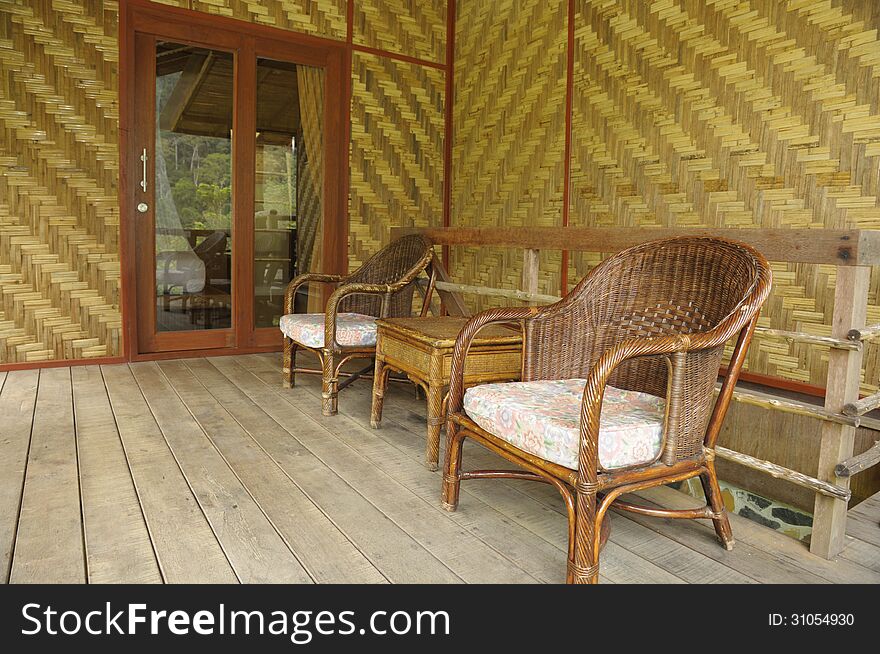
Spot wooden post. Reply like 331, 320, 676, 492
522, 248, 540, 306
810, 265, 869, 558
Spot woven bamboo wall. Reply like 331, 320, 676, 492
450, 0, 569, 310
567, 0, 880, 393
0, 0, 121, 362
174, 0, 348, 39
353, 0, 446, 63
348, 51, 445, 269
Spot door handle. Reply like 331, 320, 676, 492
140, 148, 148, 192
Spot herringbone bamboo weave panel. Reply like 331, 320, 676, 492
149, 0, 191, 8
187, 0, 347, 39
451, 0, 568, 311
348, 51, 445, 270
567, 0, 880, 392
352, 0, 447, 63
0, 0, 121, 362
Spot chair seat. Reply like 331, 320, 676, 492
463, 379, 666, 470
280, 313, 377, 348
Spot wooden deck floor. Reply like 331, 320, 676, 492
1, 353, 878, 584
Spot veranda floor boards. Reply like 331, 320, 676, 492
0, 354, 878, 584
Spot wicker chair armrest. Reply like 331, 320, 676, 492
574, 334, 692, 489
578, 313, 758, 470
446, 306, 539, 417
321, 281, 410, 350
284, 273, 346, 313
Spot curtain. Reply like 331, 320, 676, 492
296, 65, 324, 312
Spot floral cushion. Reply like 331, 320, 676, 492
279, 313, 377, 348
463, 379, 666, 470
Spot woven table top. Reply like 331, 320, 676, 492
376, 317, 522, 349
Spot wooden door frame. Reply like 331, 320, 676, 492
119, 0, 349, 360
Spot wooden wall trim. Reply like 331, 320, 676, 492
393, 226, 880, 266
442, 0, 456, 272
0, 357, 126, 373
560, 0, 575, 293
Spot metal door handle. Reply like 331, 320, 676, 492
140, 148, 148, 192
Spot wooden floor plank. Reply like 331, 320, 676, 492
839, 537, 880, 573
3, 354, 875, 585
253, 355, 695, 582
73, 366, 162, 584
101, 364, 237, 584
185, 360, 464, 584
330, 395, 696, 584
842, 515, 880, 547
637, 486, 880, 584
253, 353, 856, 586
841, 493, 880, 565
613, 493, 831, 584
0, 370, 38, 582
131, 362, 312, 584
10, 368, 85, 583
159, 359, 385, 584
208, 356, 540, 583
235, 354, 688, 583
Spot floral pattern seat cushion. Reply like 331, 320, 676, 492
463, 378, 666, 470
279, 313, 378, 349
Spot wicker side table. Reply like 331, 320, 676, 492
371, 317, 522, 470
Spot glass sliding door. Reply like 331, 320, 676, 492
155, 42, 234, 333
129, 7, 345, 356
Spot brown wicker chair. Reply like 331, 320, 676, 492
281, 234, 436, 416
442, 237, 772, 584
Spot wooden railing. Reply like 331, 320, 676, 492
393, 225, 880, 559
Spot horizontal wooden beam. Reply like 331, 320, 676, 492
847, 322, 880, 342
397, 227, 880, 265
715, 446, 851, 502
434, 280, 561, 304
754, 328, 860, 351
842, 390, 880, 417
727, 386, 858, 427
835, 440, 880, 478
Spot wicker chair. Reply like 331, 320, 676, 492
281, 234, 436, 416
442, 237, 772, 584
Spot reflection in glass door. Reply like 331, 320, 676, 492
154, 42, 234, 332
253, 58, 324, 327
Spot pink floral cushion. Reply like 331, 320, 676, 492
463, 379, 666, 470
279, 313, 377, 348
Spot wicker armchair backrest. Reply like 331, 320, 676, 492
338, 234, 434, 317
523, 237, 771, 464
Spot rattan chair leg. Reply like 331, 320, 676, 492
701, 462, 735, 550
572, 490, 599, 584
322, 349, 338, 416
370, 357, 388, 429
282, 337, 294, 389
441, 427, 465, 511
562, 486, 577, 584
